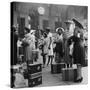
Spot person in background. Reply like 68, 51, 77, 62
17, 37, 24, 64
68, 18, 85, 82
83, 27, 88, 65
29, 29, 37, 62
11, 26, 18, 66
54, 27, 64, 63
45, 27, 54, 66
22, 28, 36, 64
41, 32, 48, 68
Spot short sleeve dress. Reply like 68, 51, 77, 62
47, 32, 53, 56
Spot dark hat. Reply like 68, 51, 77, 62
45, 27, 51, 32
72, 18, 84, 29
43, 32, 47, 37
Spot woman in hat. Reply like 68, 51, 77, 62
54, 27, 64, 63
67, 19, 85, 82
22, 28, 36, 64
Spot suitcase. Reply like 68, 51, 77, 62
51, 62, 65, 74
28, 62, 42, 74
62, 64, 82, 81
28, 62, 42, 87
28, 76, 42, 87
28, 72, 42, 87
62, 67, 77, 81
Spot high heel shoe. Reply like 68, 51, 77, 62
74, 77, 83, 83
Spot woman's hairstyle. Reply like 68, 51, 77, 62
45, 27, 50, 32
43, 32, 47, 38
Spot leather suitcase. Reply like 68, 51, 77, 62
28, 62, 42, 87
62, 67, 77, 81
28, 76, 42, 87
28, 72, 42, 79
51, 63, 65, 74
28, 62, 42, 74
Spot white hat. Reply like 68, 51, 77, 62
56, 27, 64, 32
30, 29, 36, 34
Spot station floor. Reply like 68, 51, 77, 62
37, 65, 88, 87
36, 51, 88, 87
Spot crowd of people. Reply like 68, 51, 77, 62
11, 18, 88, 83
38, 19, 87, 68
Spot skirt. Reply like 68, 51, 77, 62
73, 44, 85, 65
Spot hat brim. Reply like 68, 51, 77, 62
64, 20, 74, 24
56, 27, 64, 32
24, 27, 30, 32
30, 30, 36, 34
72, 18, 84, 29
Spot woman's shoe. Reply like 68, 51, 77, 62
74, 77, 83, 83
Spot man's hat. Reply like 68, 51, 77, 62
72, 18, 84, 29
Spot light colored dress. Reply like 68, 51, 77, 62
43, 37, 49, 55
47, 32, 53, 56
